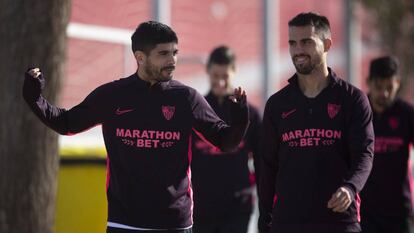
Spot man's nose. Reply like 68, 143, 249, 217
168, 54, 177, 65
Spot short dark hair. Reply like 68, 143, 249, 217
369, 56, 399, 80
131, 21, 178, 55
206, 45, 236, 70
288, 12, 331, 39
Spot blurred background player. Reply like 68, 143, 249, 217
191, 45, 261, 233
360, 56, 414, 233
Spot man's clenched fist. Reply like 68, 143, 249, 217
27, 68, 41, 79
327, 186, 353, 213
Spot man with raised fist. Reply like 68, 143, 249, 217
23, 21, 249, 233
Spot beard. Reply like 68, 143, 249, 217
374, 97, 392, 109
144, 62, 175, 83
292, 54, 316, 75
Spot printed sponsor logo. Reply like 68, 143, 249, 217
115, 108, 134, 115
281, 109, 297, 119
281, 128, 342, 147
375, 136, 404, 153
327, 103, 341, 119
162, 106, 175, 120
116, 128, 180, 149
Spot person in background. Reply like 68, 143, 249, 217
360, 55, 414, 233
191, 45, 261, 233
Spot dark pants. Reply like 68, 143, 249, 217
361, 214, 413, 233
107, 227, 193, 233
193, 214, 250, 233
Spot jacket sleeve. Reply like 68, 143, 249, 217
407, 102, 414, 216
258, 100, 279, 233
342, 90, 374, 196
408, 102, 414, 144
189, 88, 249, 152
23, 71, 107, 135
246, 105, 262, 184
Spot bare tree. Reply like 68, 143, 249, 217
361, 0, 414, 98
0, 0, 71, 232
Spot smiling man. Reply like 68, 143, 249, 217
23, 21, 249, 233
258, 12, 374, 233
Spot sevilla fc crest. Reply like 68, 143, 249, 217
389, 117, 399, 130
162, 106, 175, 120
327, 103, 341, 119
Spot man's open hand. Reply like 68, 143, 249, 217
229, 86, 246, 104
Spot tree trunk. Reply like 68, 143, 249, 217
361, 0, 414, 96
0, 0, 71, 232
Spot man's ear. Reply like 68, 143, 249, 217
394, 76, 401, 89
323, 38, 332, 52
134, 51, 146, 65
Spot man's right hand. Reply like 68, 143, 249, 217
23, 67, 45, 99
27, 68, 42, 79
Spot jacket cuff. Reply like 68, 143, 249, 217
341, 183, 356, 201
